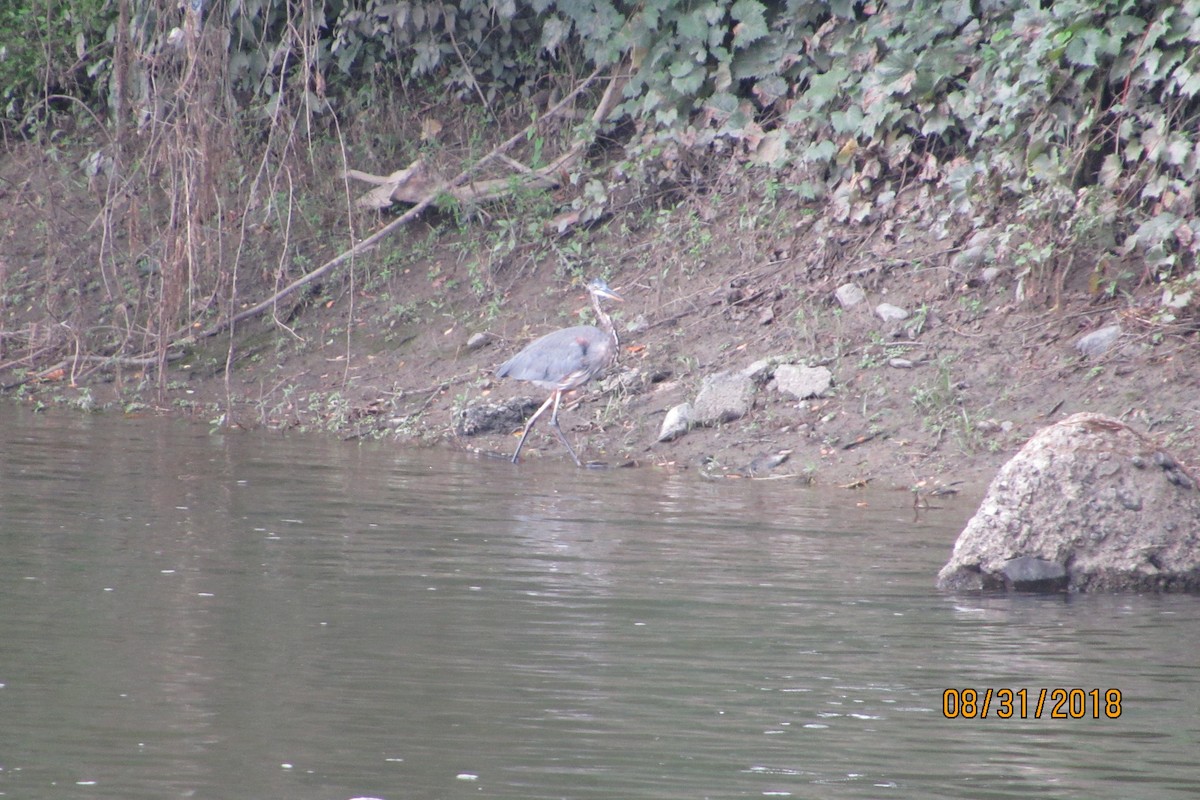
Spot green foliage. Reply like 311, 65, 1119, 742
0, 0, 114, 121
7, 0, 1200, 318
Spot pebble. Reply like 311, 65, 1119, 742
875, 302, 909, 322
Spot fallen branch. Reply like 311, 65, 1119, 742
345, 159, 442, 210
347, 62, 628, 210
0, 351, 178, 391
191, 63, 623, 343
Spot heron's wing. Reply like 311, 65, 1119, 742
497, 326, 610, 389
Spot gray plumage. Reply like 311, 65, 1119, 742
497, 278, 622, 465
497, 325, 616, 391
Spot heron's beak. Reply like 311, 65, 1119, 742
596, 287, 623, 302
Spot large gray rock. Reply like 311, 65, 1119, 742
937, 412, 1200, 592
692, 371, 755, 425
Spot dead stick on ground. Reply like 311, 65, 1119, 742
1, 349, 183, 390
190, 65, 615, 343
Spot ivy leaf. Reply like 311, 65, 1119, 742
706, 91, 739, 115
540, 16, 570, 54
1064, 27, 1102, 68
669, 59, 697, 79
922, 109, 953, 136
827, 0, 857, 18
830, 104, 864, 134
802, 139, 839, 164
669, 60, 705, 95
1098, 152, 1122, 188
1172, 63, 1200, 97
675, 9, 709, 43
730, 0, 768, 48
753, 75, 788, 105
939, 0, 974, 27
1166, 135, 1190, 165
752, 129, 790, 165
1108, 14, 1146, 39
793, 65, 849, 114
732, 37, 785, 80
493, 0, 516, 20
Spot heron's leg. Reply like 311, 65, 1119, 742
511, 392, 556, 463
547, 390, 583, 467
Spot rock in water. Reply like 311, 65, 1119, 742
937, 412, 1200, 592
740, 449, 791, 477
1000, 556, 1068, 592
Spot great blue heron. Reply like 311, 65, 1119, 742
496, 277, 623, 465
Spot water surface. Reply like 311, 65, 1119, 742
0, 408, 1196, 799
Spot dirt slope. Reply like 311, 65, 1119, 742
2, 143, 1196, 493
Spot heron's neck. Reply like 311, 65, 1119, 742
592, 293, 619, 350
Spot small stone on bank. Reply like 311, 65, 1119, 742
1074, 324, 1121, 358
743, 355, 790, 383
692, 371, 755, 425
875, 302, 909, 322
835, 282, 866, 309
658, 402, 693, 442
773, 364, 833, 400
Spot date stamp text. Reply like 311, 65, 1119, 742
942, 688, 1122, 719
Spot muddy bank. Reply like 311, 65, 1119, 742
2, 131, 1196, 493
7, 213, 1194, 498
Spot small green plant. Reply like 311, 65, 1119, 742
482, 294, 505, 322
908, 304, 930, 336
910, 357, 981, 452
958, 295, 986, 319
72, 387, 96, 412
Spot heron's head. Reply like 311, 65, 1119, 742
586, 277, 623, 303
